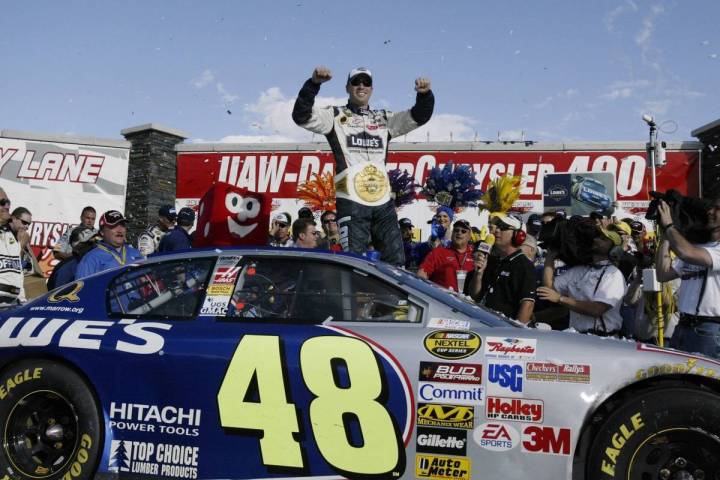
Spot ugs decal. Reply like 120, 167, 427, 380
424, 330, 481, 360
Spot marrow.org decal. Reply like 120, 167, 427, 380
108, 440, 199, 479
423, 330, 481, 360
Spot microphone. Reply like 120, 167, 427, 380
484, 233, 496, 246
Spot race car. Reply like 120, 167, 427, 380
572, 176, 612, 211
0, 247, 719, 480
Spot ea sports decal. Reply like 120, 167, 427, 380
424, 331, 481, 360
418, 362, 482, 384
473, 421, 520, 451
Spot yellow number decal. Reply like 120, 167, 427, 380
300, 336, 400, 474
217, 335, 302, 467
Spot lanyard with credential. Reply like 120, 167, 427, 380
95, 242, 127, 266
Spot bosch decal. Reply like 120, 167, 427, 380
416, 403, 475, 429
486, 397, 544, 423
418, 362, 482, 384
423, 330, 481, 360
415, 427, 467, 456
108, 440, 199, 479
473, 422, 520, 452
418, 381, 484, 406
484, 337, 537, 359
109, 403, 202, 437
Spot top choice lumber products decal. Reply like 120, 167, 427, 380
424, 331, 481, 360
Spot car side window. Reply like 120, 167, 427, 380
223, 257, 421, 323
107, 257, 215, 318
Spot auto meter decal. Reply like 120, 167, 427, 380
424, 330, 481, 360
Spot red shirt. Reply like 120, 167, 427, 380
419, 244, 475, 291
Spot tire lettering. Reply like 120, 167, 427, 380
600, 413, 644, 477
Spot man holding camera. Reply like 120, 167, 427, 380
537, 229, 626, 336
656, 198, 720, 358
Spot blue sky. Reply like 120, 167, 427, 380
2, 0, 718, 144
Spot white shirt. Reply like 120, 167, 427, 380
673, 241, 720, 316
554, 261, 626, 333
0, 227, 25, 302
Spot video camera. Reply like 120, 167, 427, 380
537, 216, 599, 266
646, 190, 712, 243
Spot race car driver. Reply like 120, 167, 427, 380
292, 66, 434, 266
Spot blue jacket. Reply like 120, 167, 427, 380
158, 227, 193, 253
75, 242, 143, 279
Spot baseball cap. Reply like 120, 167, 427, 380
398, 218, 414, 229
610, 221, 632, 236
69, 226, 97, 248
491, 212, 522, 230
298, 207, 314, 220
600, 229, 623, 247
454, 219, 471, 230
159, 204, 177, 220
347, 67, 372, 83
526, 213, 542, 236
99, 210, 127, 229
177, 207, 196, 223
273, 212, 291, 226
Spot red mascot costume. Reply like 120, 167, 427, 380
193, 183, 270, 247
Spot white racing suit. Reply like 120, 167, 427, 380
0, 225, 24, 304
292, 79, 434, 265
137, 224, 167, 257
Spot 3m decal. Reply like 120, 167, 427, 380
600, 413, 644, 477
424, 330, 481, 360
419, 362, 481, 384
109, 402, 201, 437
484, 337, 536, 359
486, 397, 543, 423
417, 403, 474, 429
0, 367, 42, 400
217, 334, 403, 476
415, 454, 470, 480
416, 427, 467, 455
108, 440, 198, 479
418, 382, 484, 406
473, 422, 519, 451
487, 361, 524, 396
521, 425, 571, 456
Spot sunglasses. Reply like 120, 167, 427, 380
0, 199, 10, 207
453, 227, 470, 234
277, 222, 289, 228
18, 219, 31, 226
323, 219, 337, 224
349, 77, 372, 87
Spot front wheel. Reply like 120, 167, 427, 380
0, 359, 102, 480
586, 387, 720, 480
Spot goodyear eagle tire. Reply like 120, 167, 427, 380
586, 387, 720, 480
0, 359, 102, 480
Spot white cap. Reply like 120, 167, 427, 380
347, 67, 372, 82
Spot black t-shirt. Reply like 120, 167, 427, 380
465, 250, 537, 318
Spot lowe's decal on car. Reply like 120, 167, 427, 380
108, 440, 199, 478
418, 361, 482, 384
0, 317, 171, 354
423, 330, 481, 360
416, 403, 475, 429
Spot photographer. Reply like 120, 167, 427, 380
656, 198, 720, 358
537, 229, 626, 336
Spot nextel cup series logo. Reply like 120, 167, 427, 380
424, 331, 481, 360
418, 362, 482, 384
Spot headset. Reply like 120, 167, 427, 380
511, 228, 527, 247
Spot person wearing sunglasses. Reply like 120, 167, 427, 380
418, 220, 475, 292
269, 212, 294, 247
292, 66, 434, 266
0, 192, 25, 305
317, 210, 342, 251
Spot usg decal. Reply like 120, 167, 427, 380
484, 336, 536, 359
424, 330, 481, 360
418, 381, 484, 406
416, 427, 467, 455
487, 361, 524, 396
473, 421, 520, 452
416, 403, 474, 429
108, 440, 199, 479
418, 361, 481, 384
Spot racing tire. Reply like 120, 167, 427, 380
586, 386, 720, 480
0, 359, 102, 480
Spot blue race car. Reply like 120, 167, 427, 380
1, 247, 719, 480
572, 176, 612, 211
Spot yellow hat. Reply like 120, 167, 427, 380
601, 229, 622, 246
610, 221, 632, 236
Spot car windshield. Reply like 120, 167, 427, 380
372, 261, 519, 328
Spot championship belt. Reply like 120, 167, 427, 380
335, 163, 391, 206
